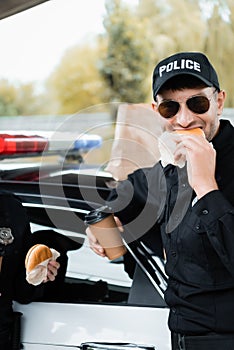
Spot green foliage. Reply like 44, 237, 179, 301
0, 79, 47, 116
0, 80, 18, 116
99, 0, 151, 103
46, 41, 109, 114
1, 0, 234, 114
202, 0, 234, 106
98, 0, 234, 105
134, 0, 234, 105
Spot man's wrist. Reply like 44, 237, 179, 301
194, 183, 219, 199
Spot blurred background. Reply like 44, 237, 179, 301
0, 0, 233, 118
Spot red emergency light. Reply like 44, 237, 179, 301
0, 134, 49, 154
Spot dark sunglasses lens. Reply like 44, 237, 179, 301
187, 96, 210, 114
158, 101, 180, 118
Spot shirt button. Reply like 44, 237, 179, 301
171, 250, 177, 257
196, 225, 200, 230
202, 209, 209, 215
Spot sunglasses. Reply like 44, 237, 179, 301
157, 91, 216, 119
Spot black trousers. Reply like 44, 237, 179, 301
172, 332, 234, 350
0, 324, 12, 350
0, 303, 13, 350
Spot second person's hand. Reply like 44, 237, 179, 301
86, 216, 124, 257
86, 227, 106, 257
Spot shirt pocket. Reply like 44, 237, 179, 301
179, 217, 215, 286
182, 217, 231, 286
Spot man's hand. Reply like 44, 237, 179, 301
44, 260, 60, 282
86, 227, 106, 257
174, 134, 218, 198
86, 216, 124, 257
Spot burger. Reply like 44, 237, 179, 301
174, 127, 205, 137
25, 244, 60, 286
25, 244, 53, 273
158, 128, 205, 167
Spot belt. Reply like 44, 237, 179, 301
172, 332, 234, 350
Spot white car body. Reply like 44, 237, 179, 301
14, 302, 170, 350
12, 227, 171, 350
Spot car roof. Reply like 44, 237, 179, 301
0, 0, 49, 20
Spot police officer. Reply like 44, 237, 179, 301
87, 52, 234, 349
0, 191, 59, 349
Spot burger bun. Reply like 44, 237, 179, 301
174, 127, 205, 137
158, 128, 205, 168
25, 244, 53, 273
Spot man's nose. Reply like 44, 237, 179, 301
175, 104, 194, 127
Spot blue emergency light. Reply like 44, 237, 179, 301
73, 135, 102, 151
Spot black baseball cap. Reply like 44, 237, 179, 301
152, 52, 220, 100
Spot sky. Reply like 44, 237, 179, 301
0, 0, 107, 84
0, 0, 229, 87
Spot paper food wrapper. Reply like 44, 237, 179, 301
26, 248, 60, 286
158, 131, 186, 168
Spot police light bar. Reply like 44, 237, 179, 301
0, 134, 49, 155
73, 134, 102, 151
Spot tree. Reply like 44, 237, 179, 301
15, 83, 49, 115
46, 41, 108, 115
203, 0, 234, 106
43, 0, 234, 109
135, 0, 234, 106
0, 79, 48, 116
137, 0, 206, 58
0, 80, 18, 116
99, 0, 152, 103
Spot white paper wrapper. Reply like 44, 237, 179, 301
26, 248, 60, 286
158, 131, 186, 168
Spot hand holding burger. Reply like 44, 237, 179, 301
25, 244, 60, 286
159, 127, 218, 198
158, 127, 205, 168
174, 128, 218, 198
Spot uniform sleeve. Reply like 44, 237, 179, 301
106, 165, 166, 256
107, 165, 166, 222
193, 190, 234, 276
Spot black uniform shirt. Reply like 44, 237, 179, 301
107, 119, 234, 335
0, 192, 44, 307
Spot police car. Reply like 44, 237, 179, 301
0, 123, 170, 350
1, 2, 234, 350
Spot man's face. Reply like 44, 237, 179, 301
153, 86, 226, 141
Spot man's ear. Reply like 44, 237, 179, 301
217, 90, 226, 116
151, 101, 158, 111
